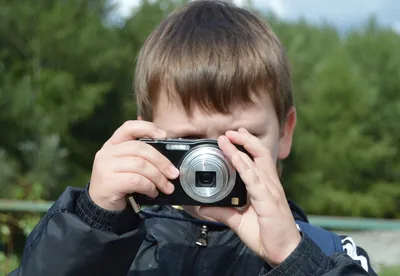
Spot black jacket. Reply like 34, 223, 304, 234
9, 186, 377, 276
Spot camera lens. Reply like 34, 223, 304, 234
195, 171, 216, 187
179, 144, 237, 203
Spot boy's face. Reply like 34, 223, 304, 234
145, 91, 296, 221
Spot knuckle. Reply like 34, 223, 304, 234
128, 173, 141, 186
94, 152, 101, 163
122, 120, 135, 128
237, 151, 245, 160
133, 158, 147, 170
157, 174, 168, 187
269, 183, 283, 199
101, 141, 111, 149
161, 158, 173, 171
93, 151, 107, 169
135, 140, 146, 148
94, 149, 104, 160
272, 195, 281, 206
254, 167, 263, 176
150, 185, 158, 197
131, 140, 144, 152
276, 185, 286, 197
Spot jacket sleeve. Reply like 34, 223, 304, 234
259, 233, 377, 276
8, 186, 146, 276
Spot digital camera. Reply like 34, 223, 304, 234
132, 138, 248, 207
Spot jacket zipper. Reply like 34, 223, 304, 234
196, 225, 208, 247
190, 225, 208, 276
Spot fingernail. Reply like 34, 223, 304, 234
167, 182, 175, 193
169, 166, 180, 178
226, 130, 237, 137
238, 127, 246, 133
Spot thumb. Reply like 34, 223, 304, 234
199, 207, 243, 232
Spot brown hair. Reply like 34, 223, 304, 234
134, 0, 293, 126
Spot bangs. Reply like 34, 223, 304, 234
135, 0, 291, 122
148, 39, 280, 116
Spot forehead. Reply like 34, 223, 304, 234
152, 91, 278, 136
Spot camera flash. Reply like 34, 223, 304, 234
231, 197, 239, 206
166, 144, 190, 151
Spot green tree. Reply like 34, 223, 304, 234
1, 1, 399, 273
0, 0, 134, 272
270, 17, 400, 218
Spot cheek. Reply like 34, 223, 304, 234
259, 136, 279, 162
271, 146, 279, 162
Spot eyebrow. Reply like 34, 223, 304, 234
241, 124, 267, 133
166, 126, 200, 138
232, 121, 267, 132
166, 122, 266, 138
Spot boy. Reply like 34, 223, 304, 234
9, 1, 376, 275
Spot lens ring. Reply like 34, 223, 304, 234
179, 145, 236, 203
186, 157, 224, 197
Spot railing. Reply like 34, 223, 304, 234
1, 199, 400, 231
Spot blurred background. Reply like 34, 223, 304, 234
0, 0, 399, 274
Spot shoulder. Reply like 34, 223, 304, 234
339, 234, 375, 273
288, 199, 375, 274
297, 221, 375, 274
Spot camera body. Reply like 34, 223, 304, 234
134, 138, 248, 207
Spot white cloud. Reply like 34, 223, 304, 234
256, 0, 288, 17
263, 0, 400, 30
392, 21, 400, 34
112, 0, 140, 18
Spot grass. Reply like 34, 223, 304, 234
380, 266, 400, 276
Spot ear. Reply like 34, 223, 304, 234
278, 107, 297, 160
137, 115, 143, 121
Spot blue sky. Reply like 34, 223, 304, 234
114, 0, 400, 33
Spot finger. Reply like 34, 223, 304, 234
227, 130, 285, 201
109, 140, 180, 180
219, 136, 277, 217
219, 135, 272, 201
118, 173, 159, 198
226, 128, 266, 158
218, 135, 249, 161
218, 135, 255, 171
112, 157, 174, 194
225, 129, 280, 184
218, 136, 271, 199
231, 152, 273, 203
106, 121, 166, 145
230, 153, 279, 218
199, 207, 243, 232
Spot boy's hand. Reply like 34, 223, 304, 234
89, 121, 180, 211
199, 128, 301, 267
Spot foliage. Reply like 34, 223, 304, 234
0, 252, 19, 275
0, 0, 399, 269
269, 17, 400, 218
380, 266, 400, 276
